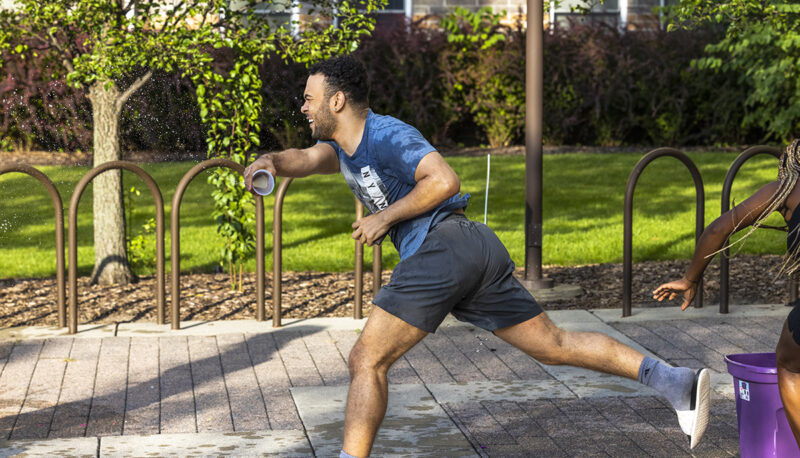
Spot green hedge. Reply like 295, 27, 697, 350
0, 22, 763, 153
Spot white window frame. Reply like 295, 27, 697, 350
375, 0, 411, 19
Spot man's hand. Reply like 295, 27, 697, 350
243, 155, 277, 195
352, 212, 390, 246
652, 278, 698, 311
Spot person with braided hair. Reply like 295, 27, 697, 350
654, 139, 800, 444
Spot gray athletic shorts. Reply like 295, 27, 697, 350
373, 213, 543, 333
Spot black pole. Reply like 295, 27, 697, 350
524, 0, 552, 289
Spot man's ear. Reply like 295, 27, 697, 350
331, 91, 345, 112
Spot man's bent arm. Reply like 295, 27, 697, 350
244, 143, 338, 191
352, 151, 460, 245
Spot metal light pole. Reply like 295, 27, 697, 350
524, 0, 553, 289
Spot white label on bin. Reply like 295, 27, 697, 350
739, 380, 750, 401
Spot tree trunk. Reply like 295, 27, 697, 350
88, 81, 134, 285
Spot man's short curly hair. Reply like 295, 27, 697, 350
308, 55, 369, 110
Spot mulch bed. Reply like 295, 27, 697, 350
0, 255, 792, 328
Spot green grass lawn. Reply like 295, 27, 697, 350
0, 152, 787, 279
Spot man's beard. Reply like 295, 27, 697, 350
311, 105, 336, 141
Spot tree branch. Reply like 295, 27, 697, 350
160, 1, 186, 32
198, 1, 215, 29
121, 0, 138, 15
7, 21, 76, 74
116, 70, 152, 114
47, 31, 75, 74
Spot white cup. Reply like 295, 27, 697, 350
252, 169, 275, 196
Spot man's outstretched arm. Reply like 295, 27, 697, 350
243, 143, 339, 191
351, 151, 460, 245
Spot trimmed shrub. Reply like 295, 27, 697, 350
258, 56, 310, 150
541, 23, 760, 146
0, 44, 91, 152
0, 22, 768, 152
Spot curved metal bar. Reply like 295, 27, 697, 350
68, 161, 165, 334
373, 244, 382, 297
170, 158, 264, 330
353, 201, 385, 316
624, 148, 705, 317
170, 158, 264, 328
272, 177, 293, 328
270, 180, 374, 324
719, 146, 785, 314
0, 164, 66, 328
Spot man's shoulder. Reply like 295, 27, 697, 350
369, 111, 413, 133
368, 112, 424, 147
317, 140, 342, 157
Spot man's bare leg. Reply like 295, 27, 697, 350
776, 320, 800, 444
494, 311, 710, 448
493, 312, 644, 378
342, 307, 428, 458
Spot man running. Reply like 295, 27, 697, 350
244, 55, 711, 457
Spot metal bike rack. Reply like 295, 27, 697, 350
170, 158, 266, 330
7, 160, 385, 330
719, 145, 798, 313
0, 164, 66, 328
354, 199, 383, 320
271, 183, 382, 325
623, 148, 705, 317
271, 177, 292, 327
68, 161, 165, 334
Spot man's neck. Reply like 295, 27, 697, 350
333, 110, 369, 156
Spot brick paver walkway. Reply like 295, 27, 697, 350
0, 308, 790, 456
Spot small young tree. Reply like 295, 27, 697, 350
0, 0, 382, 285
193, 1, 383, 290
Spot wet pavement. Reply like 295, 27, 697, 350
0, 303, 791, 457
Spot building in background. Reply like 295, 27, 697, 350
398, 0, 677, 30
0, 0, 677, 37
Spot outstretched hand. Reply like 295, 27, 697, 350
243, 155, 277, 195
652, 278, 697, 311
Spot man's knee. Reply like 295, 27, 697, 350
495, 315, 570, 365
533, 326, 568, 366
348, 342, 391, 378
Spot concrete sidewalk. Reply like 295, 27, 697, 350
0, 303, 791, 457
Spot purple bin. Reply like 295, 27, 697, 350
725, 353, 800, 458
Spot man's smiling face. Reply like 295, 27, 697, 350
301, 74, 337, 141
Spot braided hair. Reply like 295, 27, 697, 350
719, 139, 800, 277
